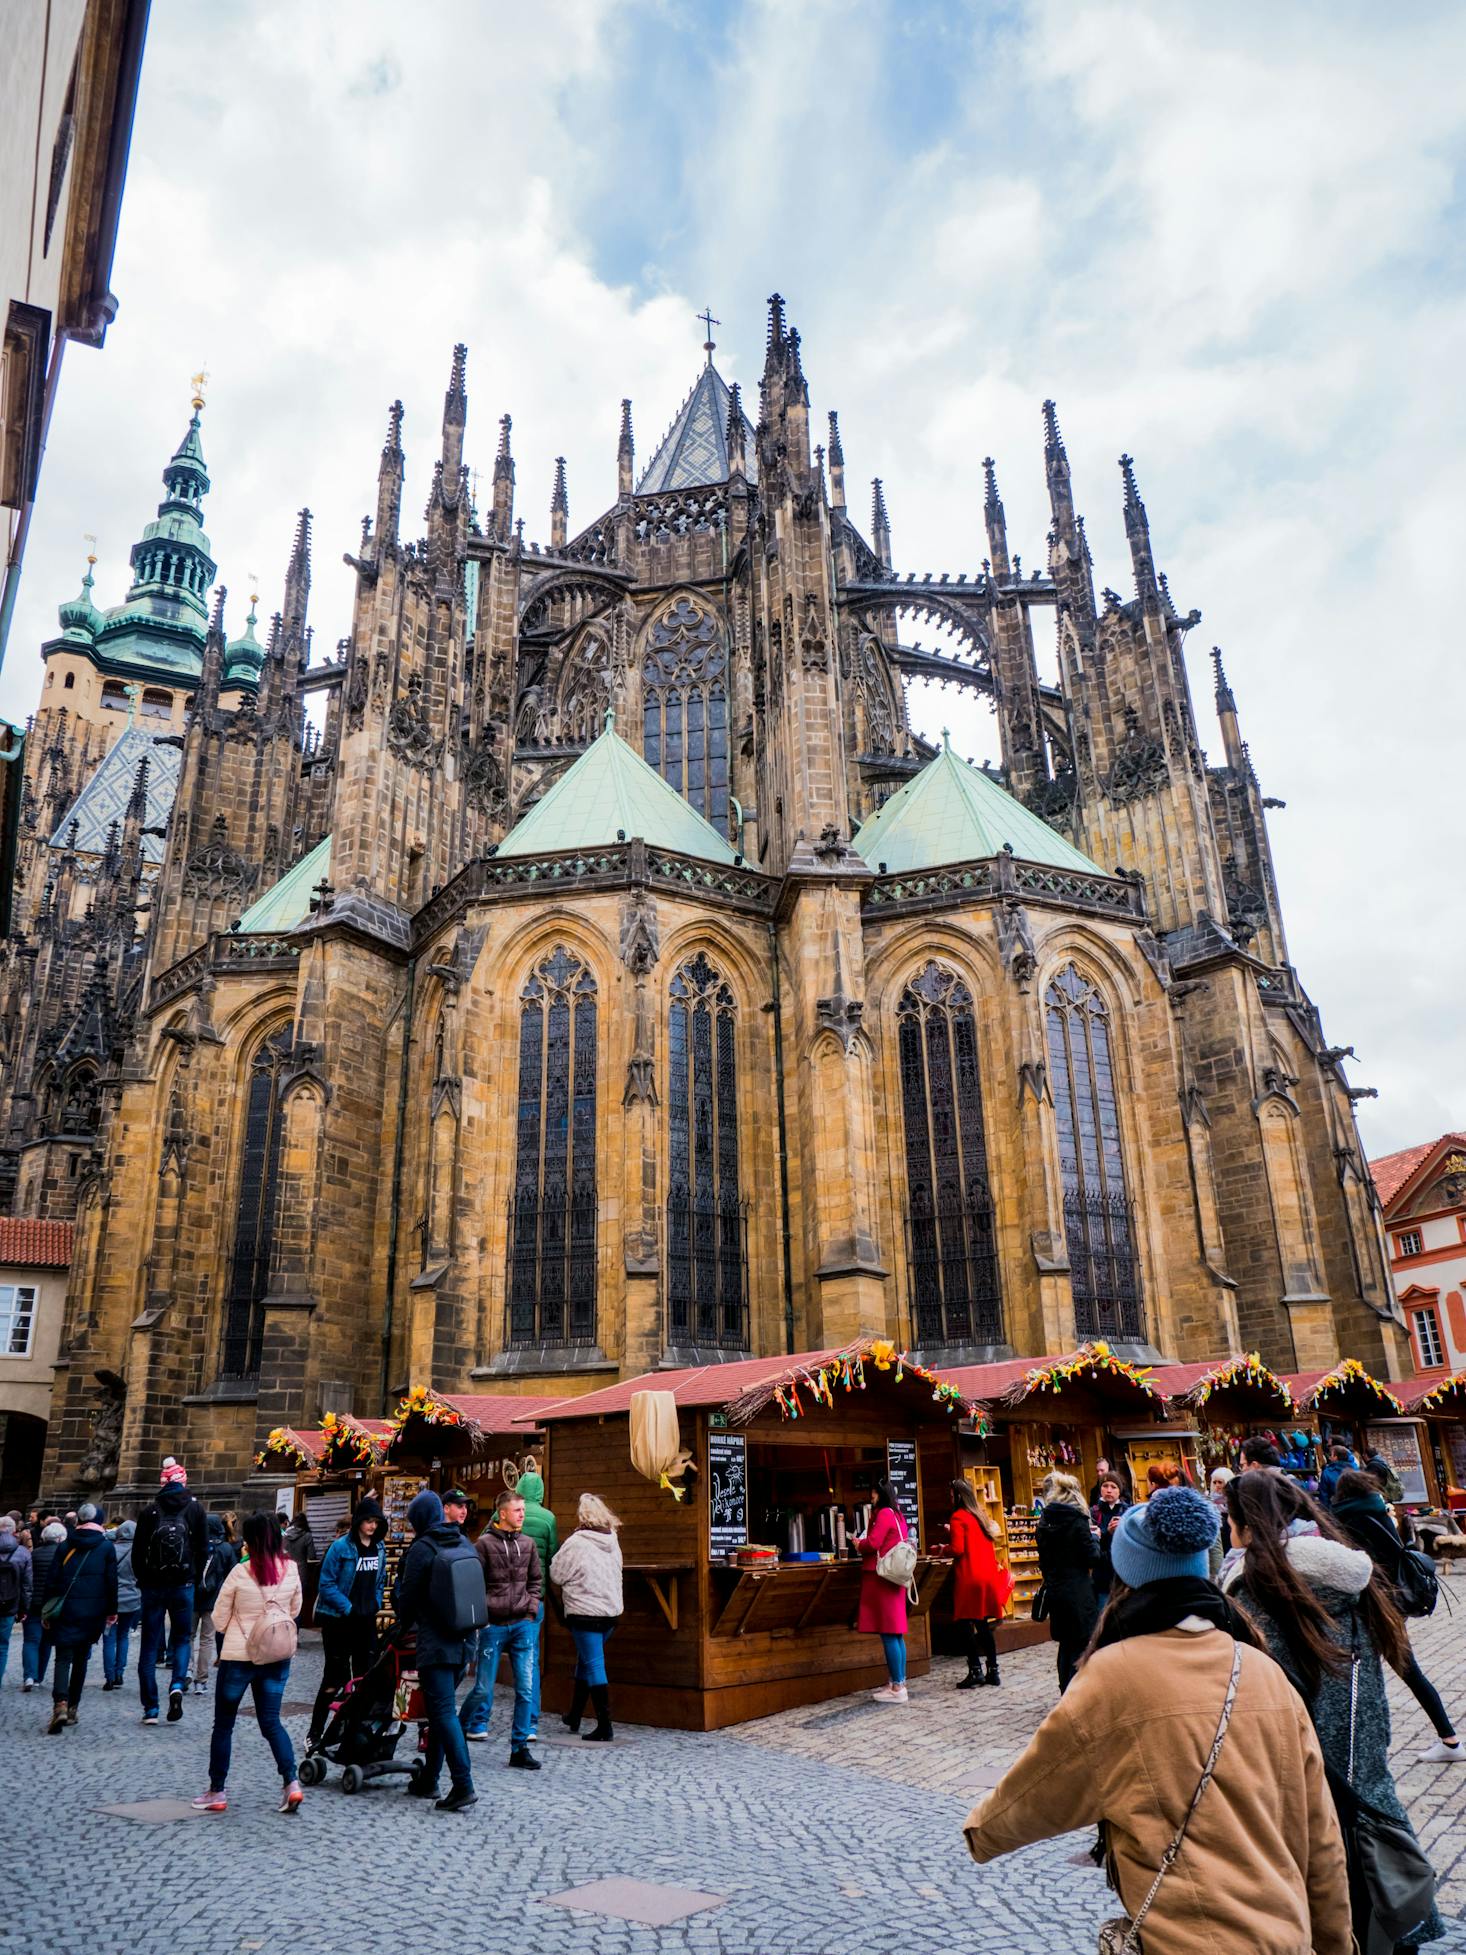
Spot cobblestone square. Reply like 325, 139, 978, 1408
3, 1607, 1463, 1955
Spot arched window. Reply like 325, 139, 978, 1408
897, 962, 1001, 1348
1045, 964, 1142, 1340
642, 597, 729, 833
507, 947, 598, 1347
63, 671, 75, 689
100, 680, 129, 712
140, 687, 172, 719
666, 953, 747, 1350
558, 634, 609, 747
221, 1023, 293, 1378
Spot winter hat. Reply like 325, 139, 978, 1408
1110, 1486, 1219, 1589
160, 1456, 187, 1487
407, 1489, 443, 1535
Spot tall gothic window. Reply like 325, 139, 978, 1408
1045, 964, 1143, 1340
507, 947, 598, 1346
643, 597, 729, 833
666, 953, 747, 1350
898, 963, 1002, 1348
221, 1023, 293, 1378
558, 633, 609, 747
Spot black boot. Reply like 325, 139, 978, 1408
582, 1683, 613, 1742
955, 1655, 983, 1690
984, 1659, 1000, 1687
562, 1680, 590, 1733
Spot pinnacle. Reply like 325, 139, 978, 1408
446, 342, 467, 405
983, 455, 1003, 513
551, 456, 568, 513
618, 398, 634, 449
208, 584, 227, 634
766, 293, 785, 345
497, 413, 513, 459
871, 477, 890, 532
1042, 399, 1066, 457
827, 410, 844, 465
383, 400, 405, 458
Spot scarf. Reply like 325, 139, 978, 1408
1090, 1575, 1257, 1654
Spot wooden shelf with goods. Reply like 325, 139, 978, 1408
1004, 1507, 1042, 1619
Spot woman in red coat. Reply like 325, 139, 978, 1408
949, 1480, 1013, 1689
853, 1478, 913, 1704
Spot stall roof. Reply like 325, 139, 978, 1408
387, 1387, 559, 1459
1283, 1360, 1405, 1415
253, 1426, 326, 1472
1154, 1355, 1294, 1415
1400, 1371, 1466, 1413
990, 1344, 1164, 1411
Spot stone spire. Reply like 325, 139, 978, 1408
1043, 398, 1094, 627
617, 398, 634, 499
827, 411, 845, 511
983, 456, 1010, 577
871, 477, 892, 571
492, 413, 515, 541
441, 342, 467, 483
725, 382, 747, 477
1212, 647, 1244, 769
282, 508, 311, 640
1120, 453, 1160, 612
375, 400, 405, 553
550, 455, 568, 550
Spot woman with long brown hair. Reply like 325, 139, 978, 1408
947, 1480, 1012, 1689
1222, 1471, 1443, 1950
190, 1511, 304, 1815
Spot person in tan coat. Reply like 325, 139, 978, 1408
963, 1487, 1351, 1955
189, 1511, 304, 1816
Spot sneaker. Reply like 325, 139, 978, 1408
464, 1728, 488, 1743
1418, 1740, 1465, 1764
508, 1746, 541, 1771
434, 1785, 478, 1813
872, 1683, 909, 1705
278, 1782, 304, 1815
167, 1689, 183, 1722
190, 1790, 228, 1813
141, 1712, 159, 1726
193, 1680, 208, 1696
21, 1679, 33, 1692
65, 1705, 78, 1725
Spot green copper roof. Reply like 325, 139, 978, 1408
852, 738, 1102, 875
57, 561, 103, 642
498, 717, 737, 863
224, 604, 265, 685
234, 834, 332, 934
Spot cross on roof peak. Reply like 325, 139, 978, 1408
697, 305, 720, 363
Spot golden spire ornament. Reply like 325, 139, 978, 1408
190, 368, 209, 412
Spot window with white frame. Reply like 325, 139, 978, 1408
1413, 1307, 1445, 1370
1396, 1228, 1423, 1258
0, 1284, 37, 1356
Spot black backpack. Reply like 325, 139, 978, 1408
0, 1544, 21, 1611
144, 1507, 193, 1583
199, 1541, 235, 1612
427, 1537, 487, 1635
1394, 1545, 1438, 1619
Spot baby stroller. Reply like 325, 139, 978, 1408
297, 1633, 427, 1794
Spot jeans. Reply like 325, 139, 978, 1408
138, 1583, 194, 1712
418, 1661, 473, 1794
569, 1622, 615, 1687
460, 1617, 536, 1747
0, 1612, 14, 1685
529, 1598, 546, 1732
310, 1613, 378, 1743
103, 1610, 141, 1685
1399, 1650, 1455, 1741
208, 1658, 296, 1790
52, 1636, 95, 1707
880, 1632, 907, 1685
22, 1613, 51, 1684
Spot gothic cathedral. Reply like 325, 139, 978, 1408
1, 299, 1406, 1502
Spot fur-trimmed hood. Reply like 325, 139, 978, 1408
1222, 1530, 1372, 1599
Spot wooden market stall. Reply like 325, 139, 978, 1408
519, 1341, 977, 1730
380, 1388, 556, 1557
252, 1424, 328, 1514
1401, 1372, 1466, 1512
1285, 1360, 1428, 1505
1154, 1355, 1297, 1478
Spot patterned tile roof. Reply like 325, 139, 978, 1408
636, 360, 756, 495
0, 1217, 75, 1267
49, 724, 182, 864
233, 834, 332, 934
852, 736, 1102, 875
498, 719, 736, 864
1370, 1133, 1466, 1210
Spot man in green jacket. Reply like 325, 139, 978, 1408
515, 1471, 557, 1742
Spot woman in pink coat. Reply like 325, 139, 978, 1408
854, 1477, 913, 1704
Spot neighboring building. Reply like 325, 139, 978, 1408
0, 1215, 74, 1504
0, 0, 151, 669
1, 300, 1405, 1506
1372, 1132, 1466, 1375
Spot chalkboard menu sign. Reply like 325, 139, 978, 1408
708, 1430, 748, 1556
886, 1438, 920, 1542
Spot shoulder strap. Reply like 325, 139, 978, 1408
1128, 1641, 1243, 1943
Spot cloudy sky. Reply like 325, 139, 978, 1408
7, 0, 1463, 1157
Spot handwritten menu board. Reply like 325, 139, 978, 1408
708, 1430, 748, 1556
886, 1438, 920, 1542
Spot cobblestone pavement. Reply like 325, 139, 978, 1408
2, 1601, 1463, 1955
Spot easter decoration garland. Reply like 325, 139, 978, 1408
1302, 1356, 1404, 1415
726, 1337, 984, 1429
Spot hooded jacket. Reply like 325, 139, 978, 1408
1224, 1530, 1445, 1947
43, 1525, 118, 1641
964, 1625, 1351, 1955
0, 1530, 32, 1615
315, 1501, 388, 1618
1332, 1490, 1408, 1586
197, 1513, 240, 1613
475, 1519, 543, 1623
133, 1482, 208, 1588
1317, 1451, 1356, 1508
394, 1517, 474, 1668
550, 1526, 624, 1620
1036, 1500, 1099, 1644
514, 1472, 559, 1587
112, 1519, 141, 1614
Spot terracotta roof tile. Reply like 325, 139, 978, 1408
1369, 1133, 1466, 1210
0, 1217, 74, 1268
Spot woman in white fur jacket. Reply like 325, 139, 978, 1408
550, 1494, 623, 1744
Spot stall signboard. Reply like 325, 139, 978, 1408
886, 1439, 920, 1539
1448, 1425, 1466, 1491
1365, 1423, 1430, 1504
708, 1430, 748, 1556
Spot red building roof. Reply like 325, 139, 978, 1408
1370, 1133, 1466, 1211
0, 1217, 75, 1268
525, 1351, 856, 1424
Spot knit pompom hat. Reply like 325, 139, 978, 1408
1110, 1485, 1219, 1588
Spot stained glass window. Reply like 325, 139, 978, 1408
643, 598, 729, 832
1045, 964, 1143, 1340
507, 947, 598, 1345
221, 1023, 293, 1378
897, 963, 1002, 1348
667, 952, 747, 1349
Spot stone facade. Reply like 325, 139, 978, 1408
0, 298, 1407, 1506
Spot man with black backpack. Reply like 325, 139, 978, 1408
393, 1488, 486, 1812
133, 1456, 208, 1726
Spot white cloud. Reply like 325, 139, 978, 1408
7, 0, 1463, 1156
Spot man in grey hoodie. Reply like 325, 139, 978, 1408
102, 1520, 142, 1688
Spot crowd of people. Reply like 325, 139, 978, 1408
2, 1437, 1458, 1949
